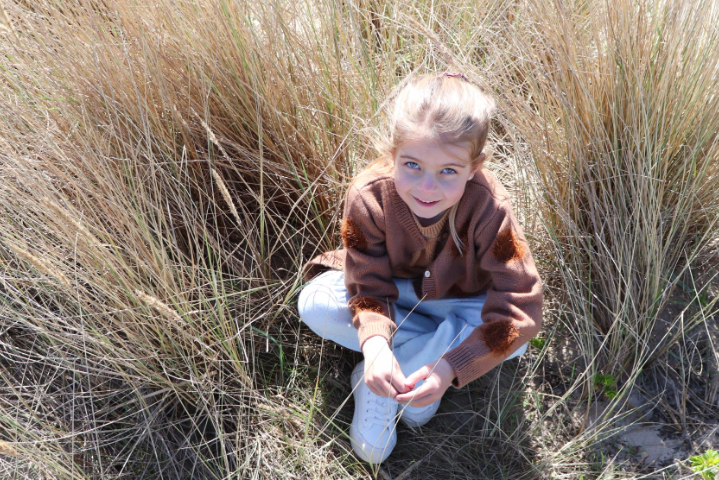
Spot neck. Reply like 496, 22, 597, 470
415, 209, 448, 227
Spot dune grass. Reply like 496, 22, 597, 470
1, 0, 718, 478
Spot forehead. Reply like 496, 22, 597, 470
396, 137, 472, 166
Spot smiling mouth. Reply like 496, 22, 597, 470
414, 196, 439, 206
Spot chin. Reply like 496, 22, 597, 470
413, 211, 435, 219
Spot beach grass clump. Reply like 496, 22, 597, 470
0, 0, 717, 477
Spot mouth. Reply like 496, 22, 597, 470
414, 196, 440, 207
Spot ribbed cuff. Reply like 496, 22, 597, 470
357, 319, 396, 351
441, 343, 491, 389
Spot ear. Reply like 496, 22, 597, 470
468, 153, 485, 180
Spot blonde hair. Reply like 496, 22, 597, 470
350, 73, 497, 256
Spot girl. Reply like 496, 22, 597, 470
297, 73, 543, 465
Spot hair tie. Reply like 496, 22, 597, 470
441, 72, 468, 82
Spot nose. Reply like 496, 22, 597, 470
418, 173, 437, 193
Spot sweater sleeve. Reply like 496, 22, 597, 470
441, 200, 543, 388
341, 184, 399, 351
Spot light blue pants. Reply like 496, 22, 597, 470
297, 270, 527, 386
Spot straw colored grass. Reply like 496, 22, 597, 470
0, 0, 717, 478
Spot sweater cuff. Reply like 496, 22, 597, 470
441, 343, 492, 389
356, 313, 396, 351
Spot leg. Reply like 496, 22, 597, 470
299, 271, 408, 464
390, 280, 529, 382
390, 290, 474, 380
298, 270, 443, 355
297, 270, 362, 352
297, 270, 527, 365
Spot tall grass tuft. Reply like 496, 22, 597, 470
495, 0, 719, 378
0, 0, 717, 477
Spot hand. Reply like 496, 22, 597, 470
361, 336, 412, 398
393, 358, 455, 408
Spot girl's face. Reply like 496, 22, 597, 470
392, 137, 481, 221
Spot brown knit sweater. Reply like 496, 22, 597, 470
301, 168, 543, 388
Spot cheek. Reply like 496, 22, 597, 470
445, 185, 465, 201
394, 174, 413, 191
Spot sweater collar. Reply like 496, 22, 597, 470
388, 179, 433, 252
412, 208, 450, 238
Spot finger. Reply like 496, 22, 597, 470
404, 367, 429, 387
390, 373, 411, 394
396, 389, 432, 406
395, 385, 426, 403
377, 378, 400, 398
402, 381, 434, 404
368, 374, 404, 397
365, 378, 389, 398
409, 394, 437, 408
396, 391, 433, 406
385, 364, 410, 393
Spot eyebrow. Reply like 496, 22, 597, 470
399, 155, 466, 168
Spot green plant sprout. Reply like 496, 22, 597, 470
689, 449, 719, 479
593, 373, 618, 400
530, 337, 546, 350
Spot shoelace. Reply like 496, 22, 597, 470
364, 395, 396, 427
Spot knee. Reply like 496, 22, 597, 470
297, 284, 321, 323
297, 282, 343, 329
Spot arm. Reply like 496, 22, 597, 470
341, 184, 399, 351
441, 200, 543, 388
343, 184, 414, 398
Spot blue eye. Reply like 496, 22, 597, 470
404, 162, 457, 175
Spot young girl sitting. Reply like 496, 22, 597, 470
297, 72, 544, 465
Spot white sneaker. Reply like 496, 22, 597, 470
398, 398, 441, 428
349, 360, 399, 464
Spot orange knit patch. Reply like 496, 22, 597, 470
341, 217, 368, 252
349, 296, 385, 316
492, 228, 525, 263
480, 320, 520, 355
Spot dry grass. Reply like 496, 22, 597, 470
0, 0, 718, 478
